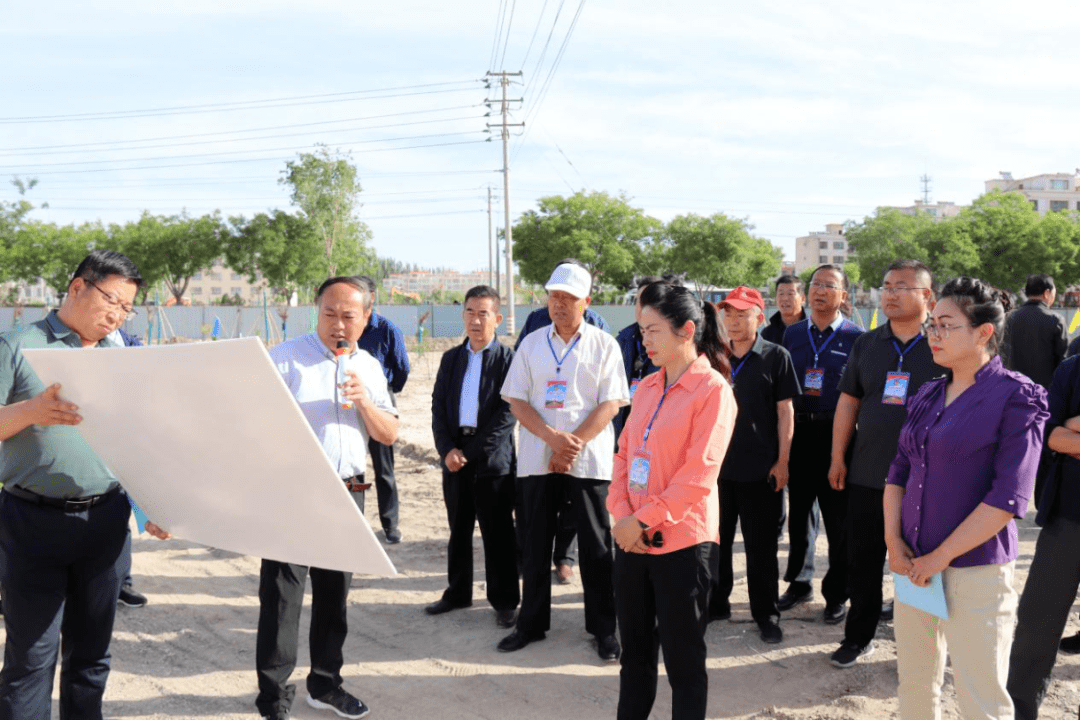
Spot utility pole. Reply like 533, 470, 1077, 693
920, 174, 932, 205
487, 186, 494, 288
486, 71, 523, 333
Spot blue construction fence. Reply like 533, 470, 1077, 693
5, 304, 1080, 343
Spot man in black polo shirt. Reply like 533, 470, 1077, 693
761, 274, 807, 345
710, 286, 801, 644
826, 259, 941, 668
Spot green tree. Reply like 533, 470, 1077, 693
665, 213, 781, 288
512, 191, 664, 290
845, 208, 980, 286
119, 212, 226, 304
7, 221, 100, 296
957, 190, 1054, 291
280, 145, 372, 276
225, 210, 329, 303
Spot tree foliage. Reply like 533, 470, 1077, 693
665, 213, 782, 288
280, 145, 372, 276
512, 191, 663, 289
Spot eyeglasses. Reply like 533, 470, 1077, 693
808, 281, 842, 291
86, 281, 137, 318
921, 320, 971, 339
877, 286, 929, 295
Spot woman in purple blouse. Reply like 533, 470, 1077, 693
884, 277, 1049, 720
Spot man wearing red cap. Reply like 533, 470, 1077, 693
710, 286, 802, 643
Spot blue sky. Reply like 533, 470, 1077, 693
3, 0, 1079, 271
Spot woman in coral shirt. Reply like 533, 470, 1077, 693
608, 282, 738, 720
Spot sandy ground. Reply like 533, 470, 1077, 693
6, 337, 1080, 719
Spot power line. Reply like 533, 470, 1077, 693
488, 0, 508, 71
0, 131, 485, 170
523, 0, 567, 104
0, 81, 481, 124
13, 140, 493, 176
0, 112, 482, 157
518, 0, 551, 72
498, 0, 518, 70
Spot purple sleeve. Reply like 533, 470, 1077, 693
983, 382, 1049, 517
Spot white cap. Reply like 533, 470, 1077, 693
544, 263, 592, 299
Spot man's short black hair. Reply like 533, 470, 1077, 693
71, 249, 143, 290
464, 285, 500, 309
774, 274, 803, 293
1025, 273, 1055, 297
315, 276, 372, 309
810, 264, 848, 290
885, 259, 934, 288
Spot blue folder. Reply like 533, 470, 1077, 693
892, 571, 949, 620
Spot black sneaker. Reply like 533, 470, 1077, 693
880, 600, 894, 622
118, 585, 148, 608
306, 688, 370, 719
708, 602, 732, 622
597, 634, 621, 662
823, 602, 847, 625
830, 640, 875, 668
383, 528, 402, 545
1061, 632, 1080, 654
759, 619, 783, 644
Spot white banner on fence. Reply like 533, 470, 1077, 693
22, 337, 396, 576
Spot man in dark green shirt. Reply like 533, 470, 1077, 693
0, 250, 168, 719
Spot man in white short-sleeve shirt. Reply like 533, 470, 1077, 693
498, 261, 629, 661
256, 276, 399, 720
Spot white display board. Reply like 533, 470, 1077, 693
22, 337, 396, 576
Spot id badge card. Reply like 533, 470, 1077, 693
629, 378, 641, 402
545, 379, 568, 408
629, 450, 651, 494
803, 367, 824, 396
882, 371, 911, 405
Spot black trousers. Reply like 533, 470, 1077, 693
441, 465, 520, 611
515, 480, 578, 568
0, 488, 129, 720
615, 543, 717, 720
783, 417, 848, 605
844, 484, 886, 647
255, 492, 363, 717
368, 436, 399, 532
713, 479, 781, 625
516, 474, 616, 638
1007, 515, 1080, 720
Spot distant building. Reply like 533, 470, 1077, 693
794, 223, 853, 275
2, 278, 60, 307
890, 199, 962, 219
985, 172, 1080, 214
382, 269, 501, 299
186, 259, 268, 305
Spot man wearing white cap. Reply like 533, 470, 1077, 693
499, 262, 629, 660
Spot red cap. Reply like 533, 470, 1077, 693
719, 286, 764, 311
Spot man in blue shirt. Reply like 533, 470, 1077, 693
780, 264, 863, 625
357, 277, 410, 544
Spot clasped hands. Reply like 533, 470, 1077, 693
887, 537, 946, 588
547, 429, 583, 474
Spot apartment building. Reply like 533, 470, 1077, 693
794, 223, 852, 275
985, 172, 1080, 214
187, 259, 268, 304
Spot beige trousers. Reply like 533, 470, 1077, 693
895, 562, 1018, 720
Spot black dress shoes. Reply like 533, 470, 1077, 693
495, 609, 517, 628
424, 598, 471, 615
823, 602, 847, 625
777, 584, 814, 611
497, 628, 545, 652
759, 619, 783, 644
597, 634, 621, 662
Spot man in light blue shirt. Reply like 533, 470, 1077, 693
255, 276, 398, 720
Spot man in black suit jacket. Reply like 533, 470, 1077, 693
426, 285, 520, 628
1003, 273, 1067, 390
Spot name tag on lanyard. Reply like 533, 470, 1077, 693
545, 379, 568, 408
804, 367, 824, 396
882, 371, 911, 405
629, 449, 650, 494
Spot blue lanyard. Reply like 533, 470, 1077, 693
546, 331, 581, 374
806, 320, 839, 368
731, 353, 752, 382
642, 376, 677, 443
891, 335, 923, 372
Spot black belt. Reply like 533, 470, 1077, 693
344, 474, 370, 493
459, 426, 477, 438
3, 485, 121, 512
795, 410, 835, 424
